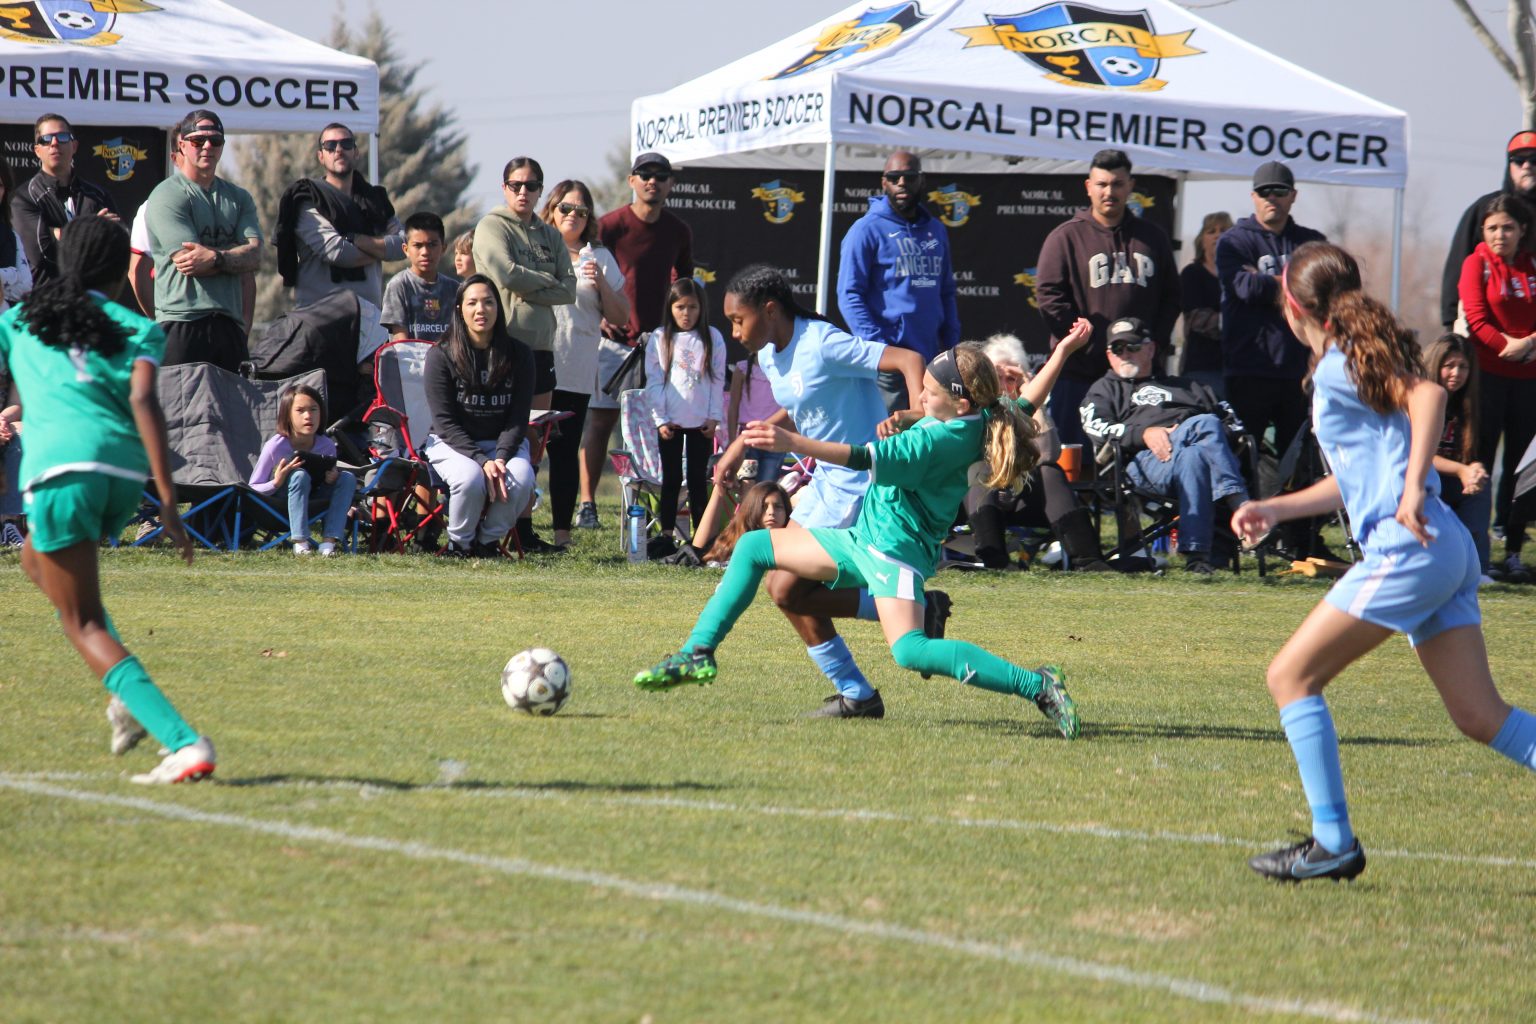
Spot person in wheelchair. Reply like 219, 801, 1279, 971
1080, 316, 1251, 574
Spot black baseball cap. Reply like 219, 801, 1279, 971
631, 152, 672, 174
178, 109, 224, 137
1252, 161, 1295, 191
1107, 317, 1152, 346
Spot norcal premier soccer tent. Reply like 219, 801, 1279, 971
631, 0, 1409, 308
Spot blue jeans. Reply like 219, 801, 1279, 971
1440, 470, 1493, 571
1049, 374, 1093, 449
287, 467, 358, 544
743, 446, 786, 485
1128, 413, 1247, 554
1, 437, 21, 517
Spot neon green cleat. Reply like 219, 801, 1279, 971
1032, 664, 1080, 740
634, 649, 718, 691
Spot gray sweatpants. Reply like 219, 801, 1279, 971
424, 436, 534, 547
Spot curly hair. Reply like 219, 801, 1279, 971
15, 215, 130, 357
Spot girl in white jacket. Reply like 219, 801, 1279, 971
645, 278, 725, 540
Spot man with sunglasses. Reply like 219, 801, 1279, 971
1440, 130, 1536, 329
276, 122, 403, 308
11, 113, 120, 286
1080, 317, 1250, 575
838, 150, 959, 414
142, 110, 262, 371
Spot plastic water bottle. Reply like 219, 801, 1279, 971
578, 243, 596, 281
625, 504, 646, 563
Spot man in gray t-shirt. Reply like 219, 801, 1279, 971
381, 212, 459, 341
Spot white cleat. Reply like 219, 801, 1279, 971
106, 697, 147, 756
131, 736, 216, 785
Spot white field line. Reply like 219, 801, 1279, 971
0, 776, 1431, 1024
6, 771, 1534, 873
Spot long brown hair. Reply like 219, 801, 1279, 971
1283, 241, 1421, 414
703, 481, 790, 563
1422, 332, 1480, 461
539, 179, 598, 245
949, 343, 1040, 489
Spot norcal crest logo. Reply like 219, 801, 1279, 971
750, 180, 807, 224
0, 1, 160, 47
1013, 267, 1040, 309
927, 184, 982, 228
1127, 190, 1155, 217
92, 137, 148, 181
692, 264, 717, 287
954, 4, 1201, 91
769, 2, 927, 80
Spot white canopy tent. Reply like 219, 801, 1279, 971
0, 0, 380, 171
632, 0, 1409, 308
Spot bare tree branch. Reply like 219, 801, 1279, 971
1448, 0, 1519, 81
1510, 0, 1536, 127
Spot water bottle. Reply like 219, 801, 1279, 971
578, 243, 596, 283
625, 504, 646, 563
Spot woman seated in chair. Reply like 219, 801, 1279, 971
422, 275, 536, 558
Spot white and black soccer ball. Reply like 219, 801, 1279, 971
501, 648, 571, 716
1101, 56, 1143, 77
54, 11, 97, 30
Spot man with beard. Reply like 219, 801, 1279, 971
1441, 131, 1536, 329
838, 150, 958, 413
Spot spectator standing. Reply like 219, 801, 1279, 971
381, 212, 459, 342
541, 181, 628, 546
277, 123, 403, 309
837, 150, 958, 412
1457, 193, 1536, 578
1178, 210, 1231, 393
142, 110, 261, 371
1441, 131, 1536, 328
644, 278, 725, 546
582, 152, 693, 524
10, 113, 119, 287
1035, 149, 1179, 448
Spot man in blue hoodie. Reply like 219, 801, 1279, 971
838, 151, 959, 413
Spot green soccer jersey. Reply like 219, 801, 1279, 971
144, 171, 261, 324
852, 413, 987, 575
0, 295, 165, 492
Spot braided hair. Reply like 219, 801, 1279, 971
16, 215, 130, 357
723, 264, 828, 324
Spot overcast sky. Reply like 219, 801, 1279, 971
227, 0, 1519, 254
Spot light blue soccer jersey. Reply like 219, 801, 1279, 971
1311, 346, 1441, 543
759, 316, 886, 503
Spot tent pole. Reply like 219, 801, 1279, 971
816, 141, 836, 315
369, 133, 380, 183
1390, 187, 1404, 312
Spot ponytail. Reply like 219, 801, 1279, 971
949, 343, 1041, 489
16, 215, 130, 357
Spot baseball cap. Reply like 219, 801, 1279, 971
631, 151, 672, 174
1252, 161, 1294, 191
178, 109, 224, 137
1509, 131, 1536, 155
1107, 317, 1151, 347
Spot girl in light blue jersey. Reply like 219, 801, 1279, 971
1233, 241, 1536, 883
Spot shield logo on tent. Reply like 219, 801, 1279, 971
927, 184, 982, 228
769, 2, 927, 80
953, 3, 1200, 91
1013, 268, 1040, 309
91, 137, 149, 181
750, 180, 808, 225
0, 1, 160, 46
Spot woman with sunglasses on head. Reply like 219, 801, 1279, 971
1232, 241, 1536, 883
539, 180, 629, 547
1457, 193, 1536, 581
473, 157, 576, 552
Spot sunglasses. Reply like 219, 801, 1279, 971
35, 131, 75, 146
320, 138, 356, 153
1512, 154, 1536, 168
1255, 185, 1293, 199
883, 171, 922, 183
634, 171, 671, 182
504, 180, 542, 193
183, 134, 225, 149
557, 202, 591, 218
1109, 340, 1150, 355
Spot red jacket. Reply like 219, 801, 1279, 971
1459, 242, 1536, 380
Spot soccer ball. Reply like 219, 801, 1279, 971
500, 648, 571, 716
1101, 56, 1143, 77
54, 11, 97, 30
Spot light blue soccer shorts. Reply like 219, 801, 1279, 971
790, 472, 862, 529
1325, 500, 1482, 647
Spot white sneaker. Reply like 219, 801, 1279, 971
106, 697, 147, 756
318, 540, 338, 557
131, 736, 216, 784
293, 542, 314, 556
1, 521, 23, 548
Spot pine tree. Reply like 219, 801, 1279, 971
230, 10, 479, 324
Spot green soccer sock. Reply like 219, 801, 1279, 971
102, 655, 199, 752
684, 529, 778, 653
890, 630, 1043, 700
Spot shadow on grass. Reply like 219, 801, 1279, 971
217, 775, 724, 793
946, 718, 1451, 748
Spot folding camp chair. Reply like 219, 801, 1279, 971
608, 388, 667, 551
359, 339, 441, 553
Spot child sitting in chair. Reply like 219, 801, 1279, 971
250, 383, 357, 556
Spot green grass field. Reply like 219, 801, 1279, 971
2, 520, 1534, 1023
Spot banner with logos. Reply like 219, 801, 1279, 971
674, 168, 1177, 360
1, 123, 167, 221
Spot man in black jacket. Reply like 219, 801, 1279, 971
10, 113, 119, 285
1441, 130, 1536, 328
1080, 317, 1249, 574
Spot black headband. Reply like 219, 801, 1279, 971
927, 349, 973, 405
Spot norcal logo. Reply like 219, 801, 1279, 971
769, 2, 927, 80
92, 137, 148, 181
927, 183, 982, 227
0, 1, 160, 47
692, 264, 717, 287
1013, 267, 1039, 309
954, 4, 1201, 91
750, 180, 807, 224
1127, 190, 1155, 217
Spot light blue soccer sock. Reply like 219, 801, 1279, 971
808, 637, 874, 701
1279, 695, 1354, 854
1491, 707, 1536, 771
889, 631, 1043, 700
856, 590, 880, 622
102, 655, 199, 752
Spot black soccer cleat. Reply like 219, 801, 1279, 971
1249, 835, 1366, 883
920, 590, 953, 679
805, 690, 885, 719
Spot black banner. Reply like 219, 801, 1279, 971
1, 123, 168, 226
671, 168, 1177, 361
